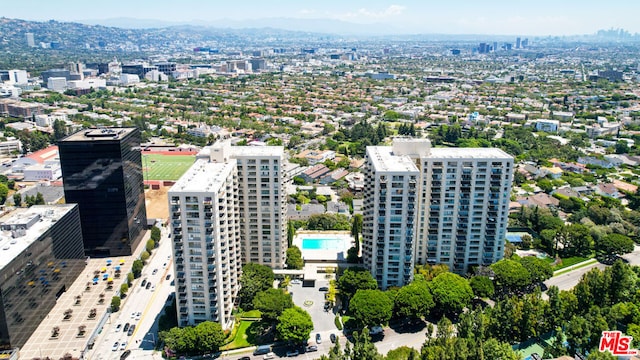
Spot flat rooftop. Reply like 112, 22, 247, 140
61, 128, 136, 142
428, 147, 513, 160
230, 145, 284, 157
367, 146, 419, 173
0, 204, 77, 272
169, 159, 235, 193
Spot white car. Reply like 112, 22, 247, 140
115, 323, 122, 332
111, 342, 119, 351
263, 353, 276, 360
135, 312, 141, 320
120, 341, 127, 350
130, 312, 136, 319
151, 285, 156, 292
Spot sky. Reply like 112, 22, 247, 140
4, 0, 639, 36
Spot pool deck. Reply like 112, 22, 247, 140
293, 230, 354, 262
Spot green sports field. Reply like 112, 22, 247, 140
142, 154, 196, 180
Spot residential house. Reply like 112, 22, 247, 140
300, 164, 331, 183
286, 203, 326, 220
320, 168, 348, 185
517, 193, 560, 208
596, 183, 619, 198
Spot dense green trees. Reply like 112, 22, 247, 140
160, 321, 225, 355
239, 263, 274, 309
469, 275, 495, 298
285, 246, 304, 270
349, 289, 393, 327
491, 259, 531, 295
131, 259, 143, 278
595, 233, 634, 262
337, 268, 378, 299
306, 213, 351, 231
252, 288, 294, 322
150, 226, 161, 242
110, 296, 121, 312
277, 306, 314, 344
393, 281, 434, 320
428, 273, 473, 317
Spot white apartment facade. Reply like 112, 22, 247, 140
362, 144, 419, 289
168, 159, 241, 330
414, 144, 513, 273
207, 143, 287, 269
363, 139, 513, 288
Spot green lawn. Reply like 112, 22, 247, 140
221, 320, 254, 350
553, 256, 593, 271
142, 154, 195, 181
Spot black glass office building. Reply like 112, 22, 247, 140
59, 128, 147, 257
0, 205, 85, 349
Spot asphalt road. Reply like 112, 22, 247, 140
543, 262, 606, 292
86, 227, 174, 360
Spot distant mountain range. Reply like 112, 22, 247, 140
77, 17, 397, 36
0, 16, 638, 59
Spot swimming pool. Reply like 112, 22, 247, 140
302, 238, 346, 250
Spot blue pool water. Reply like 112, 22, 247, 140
302, 238, 346, 250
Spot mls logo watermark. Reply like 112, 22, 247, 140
599, 331, 639, 356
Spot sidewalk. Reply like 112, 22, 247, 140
552, 258, 598, 276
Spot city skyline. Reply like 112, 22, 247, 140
4, 0, 640, 36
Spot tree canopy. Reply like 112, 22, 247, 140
239, 263, 274, 309
337, 267, 378, 299
285, 245, 304, 270
253, 288, 294, 322
349, 289, 393, 327
277, 306, 314, 345
393, 281, 434, 320
429, 273, 473, 316
491, 259, 532, 295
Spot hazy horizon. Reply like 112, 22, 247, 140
5, 0, 640, 36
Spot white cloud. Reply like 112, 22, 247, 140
332, 4, 407, 22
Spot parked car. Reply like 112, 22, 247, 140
120, 341, 127, 350
123, 323, 130, 332
286, 350, 299, 357
151, 285, 156, 292
166, 274, 171, 280
152, 269, 158, 275
330, 333, 337, 343
263, 353, 276, 360
127, 324, 136, 336
134, 312, 141, 320
111, 342, 119, 351
141, 279, 147, 287
239, 357, 251, 360
254, 345, 271, 356
306, 345, 318, 352
319, 286, 329, 292
316, 333, 322, 344
120, 350, 131, 360
130, 312, 136, 319
115, 323, 122, 332
146, 282, 152, 290
370, 326, 383, 335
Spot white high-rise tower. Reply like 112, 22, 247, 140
169, 160, 241, 329
363, 139, 513, 288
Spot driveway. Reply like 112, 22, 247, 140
289, 279, 337, 334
